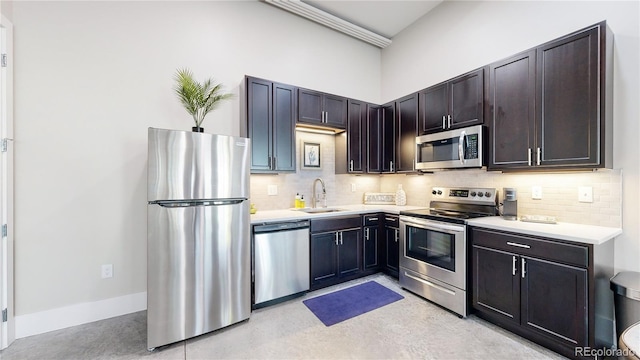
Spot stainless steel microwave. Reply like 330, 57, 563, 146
415, 125, 485, 171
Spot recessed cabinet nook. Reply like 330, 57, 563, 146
244, 21, 615, 360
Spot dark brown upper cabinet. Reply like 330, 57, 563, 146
336, 99, 367, 174
488, 50, 536, 169
298, 88, 347, 130
395, 93, 419, 173
245, 76, 296, 173
488, 21, 613, 171
419, 68, 485, 134
380, 102, 396, 173
366, 105, 382, 173
366, 102, 396, 173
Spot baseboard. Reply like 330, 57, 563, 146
15, 292, 147, 339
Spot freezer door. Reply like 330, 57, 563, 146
147, 201, 250, 349
148, 128, 250, 202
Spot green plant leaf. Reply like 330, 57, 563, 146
173, 68, 233, 127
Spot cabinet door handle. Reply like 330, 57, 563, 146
527, 148, 532, 166
385, 217, 395, 222
390, 161, 394, 172
335, 232, 339, 245
536, 147, 541, 166
350, 160, 354, 172
340, 232, 343, 245
365, 227, 369, 240
369, 217, 379, 221
447, 114, 452, 128
512, 256, 517, 276
506, 241, 531, 249
442, 115, 446, 130
521, 258, 526, 279
395, 229, 399, 242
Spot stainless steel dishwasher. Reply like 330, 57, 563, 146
252, 220, 310, 308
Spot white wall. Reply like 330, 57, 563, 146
9, 0, 381, 321
381, 0, 640, 272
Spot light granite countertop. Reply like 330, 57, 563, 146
250, 205, 622, 246
250, 204, 426, 224
467, 216, 622, 245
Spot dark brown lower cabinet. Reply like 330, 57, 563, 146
310, 216, 362, 290
471, 227, 613, 360
383, 215, 399, 279
362, 214, 381, 271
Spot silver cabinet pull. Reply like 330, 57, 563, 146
521, 258, 526, 279
390, 161, 394, 172
507, 241, 531, 249
527, 148, 532, 166
335, 232, 339, 245
364, 227, 370, 240
369, 217, 378, 221
385, 217, 395, 222
447, 114, 452, 128
395, 229, 399, 242
512, 256, 517, 276
442, 115, 446, 130
349, 160, 354, 172
339, 232, 343, 245
536, 147, 541, 166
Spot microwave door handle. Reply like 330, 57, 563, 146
458, 130, 466, 164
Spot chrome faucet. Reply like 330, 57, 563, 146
311, 178, 327, 208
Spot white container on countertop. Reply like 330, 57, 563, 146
395, 184, 407, 206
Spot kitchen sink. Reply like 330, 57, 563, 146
297, 208, 345, 214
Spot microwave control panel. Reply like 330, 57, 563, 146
465, 134, 479, 159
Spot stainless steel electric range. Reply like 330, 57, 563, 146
398, 187, 498, 317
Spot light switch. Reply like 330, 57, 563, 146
267, 185, 278, 196
532, 186, 542, 200
578, 186, 593, 203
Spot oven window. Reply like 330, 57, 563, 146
406, 225, 455, 272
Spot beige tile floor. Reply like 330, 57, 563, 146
0, 274, 566, 360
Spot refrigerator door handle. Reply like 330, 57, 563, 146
151, 199, 245, 207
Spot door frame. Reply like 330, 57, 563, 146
0, 14, 15, 350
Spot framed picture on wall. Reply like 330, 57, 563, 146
302, 142, 321, 169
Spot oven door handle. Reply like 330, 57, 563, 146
401, 218, 465, 234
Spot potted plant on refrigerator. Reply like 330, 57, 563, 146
173, 68, 233, 132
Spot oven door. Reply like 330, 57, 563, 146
399, 216, 466, 290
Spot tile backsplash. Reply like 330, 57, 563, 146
250, 132, 622, 228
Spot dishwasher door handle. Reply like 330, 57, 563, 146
254, 221, 310, 233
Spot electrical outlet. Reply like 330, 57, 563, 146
351, 183, 356, 192
578, 186, 593, 203
101, 264, 113, 279
532, 186, 542, 200
267, 185, 278, 196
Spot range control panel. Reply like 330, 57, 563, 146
431, 187, 498, 204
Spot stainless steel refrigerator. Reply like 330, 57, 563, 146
146, 128, 251, 350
